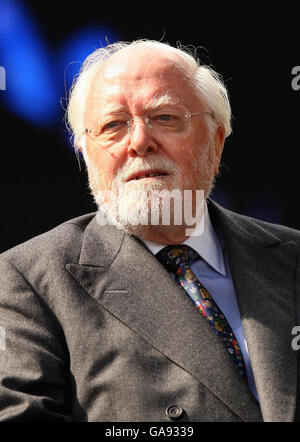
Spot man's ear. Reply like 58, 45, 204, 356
213, 125, 226, 175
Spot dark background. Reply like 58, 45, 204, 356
0, 1, 299, 252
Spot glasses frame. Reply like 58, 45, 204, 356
84, 108, 215, 140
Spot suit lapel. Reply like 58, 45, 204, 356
66, 216, 261, 422
209, 200, 298, 421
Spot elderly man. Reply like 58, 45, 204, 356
0, 40, 299, 422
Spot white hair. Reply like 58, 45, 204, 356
66, 39, 232, 153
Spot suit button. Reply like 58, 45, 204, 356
166, 405, 183, 420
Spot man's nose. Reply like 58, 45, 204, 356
127, 117, 159, 157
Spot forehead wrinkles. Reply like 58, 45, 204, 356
86, 80, 182, 120
85, 56, 197, 122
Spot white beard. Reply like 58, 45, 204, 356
94, 156, 182, 237
88, 141, 215, 238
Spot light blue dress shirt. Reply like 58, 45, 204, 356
142, 203, 259, 401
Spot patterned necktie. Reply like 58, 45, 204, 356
157, 245, 247, 382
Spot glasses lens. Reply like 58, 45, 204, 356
94, 113, 129, 137
148, 105, 191, 134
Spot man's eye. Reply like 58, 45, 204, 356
153, 114, 181, 125
157, 114, 174, 121
102, 120, 127, 132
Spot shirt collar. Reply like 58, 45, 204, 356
141, 202, 226, 276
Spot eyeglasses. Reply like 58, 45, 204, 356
84, 105, 214, 147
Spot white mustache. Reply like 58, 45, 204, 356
116, 157, 179, 183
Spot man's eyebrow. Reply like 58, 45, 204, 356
145, 94, 179, 110
101, 105, 127, 114
94, 95, 179, 117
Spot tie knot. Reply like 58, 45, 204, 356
157, 245, 199, 273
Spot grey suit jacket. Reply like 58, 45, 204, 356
0, 199, 300, 422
